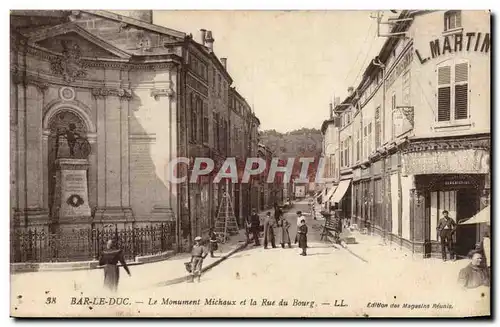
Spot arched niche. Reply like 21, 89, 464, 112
42, 101, 96, 218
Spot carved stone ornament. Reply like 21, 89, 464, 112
151, 88, 175, 101
91, 88, 133, 100
59, 86, 76, 101
400, 106, 415, 126
50, 40, 87, 83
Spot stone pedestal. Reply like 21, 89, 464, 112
52, 158, 91, 232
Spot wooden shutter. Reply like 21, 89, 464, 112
437, 65, 451, 121
375, 107, 381, 147
454, 62, 468, 120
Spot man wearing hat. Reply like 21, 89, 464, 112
249, 208, 261, 246
189, 236, 208, 283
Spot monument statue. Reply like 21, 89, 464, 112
56, 123, 91, 159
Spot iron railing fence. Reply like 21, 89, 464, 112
10, 222, 176, 263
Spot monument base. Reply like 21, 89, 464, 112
93, 207, 134, 229
52, 158, 91, 230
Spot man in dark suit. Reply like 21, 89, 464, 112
437, 210, 457, 261
249, 208, 261, 246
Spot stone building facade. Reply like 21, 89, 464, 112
325, 10, 490, 257
10, 10, 261, 252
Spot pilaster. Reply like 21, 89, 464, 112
92, 85, 134, 224
24, 79, 50, 226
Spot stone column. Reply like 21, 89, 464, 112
14, 80, 26, 226
42, 130, 50, 211
23, 80, 49, 227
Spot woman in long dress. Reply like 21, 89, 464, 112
99, 239, 131, 292
277, 215, 292, 248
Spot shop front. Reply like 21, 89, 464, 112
414, 174, 486, 258
402, 136, 490, 257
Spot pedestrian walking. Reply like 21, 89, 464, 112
294, 211, 304, 244
296, 219, 308, 256
250, 208, 261, 246
208, 228, 218, 258
98, 239, 131, 292
277, 214, 292, 248
189, 236, 208, 283
263, 212, 277, 249
274, 202, 283, 225
437, 210, 457, 261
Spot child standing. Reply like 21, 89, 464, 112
208, 228, 218, 258
297, 219, 308, 256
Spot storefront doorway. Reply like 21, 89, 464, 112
455, 189, 480, 258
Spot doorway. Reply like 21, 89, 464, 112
455, 189, 479, 257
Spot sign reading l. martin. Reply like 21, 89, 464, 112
10, 9, 491, 318
415, 31, 490, 64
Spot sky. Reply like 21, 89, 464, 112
155, 11, 390, 132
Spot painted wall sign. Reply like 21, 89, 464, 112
386, 48, 413, 88
402, 149, 489, 175
415, 32, 490, 64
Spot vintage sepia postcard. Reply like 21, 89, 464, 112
9, 9, 491, 318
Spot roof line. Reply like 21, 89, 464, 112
82, 10, 186, 39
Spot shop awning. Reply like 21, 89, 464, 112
459, 206, 490, 225
323, 186, 337, 202
330, 179, 351, 204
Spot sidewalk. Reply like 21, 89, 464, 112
11, 208, 280, 296
10, 229, 249, 298
342, 230, 478, 291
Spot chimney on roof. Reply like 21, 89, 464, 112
200, 29, 207, 45
205, 30, 214, 52
220, 58, 227, 70
329, 102, 334, 119
347, 87, 354, 97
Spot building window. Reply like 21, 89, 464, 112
391, 94, 397, 139
437, 60, 469, 122
368, 123, 372, 155
217, 74, 221, 96
356, 129, 360, 162
345, 137, 350, 167
444, 11, 462, 31
375, 106, 381, 148
340, 141, 344, 167
213, 113, 219, 150
363, 126, 368, 159
203, 103, 209, 144
191, 95, 198, 142
402, 70, 411, 106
